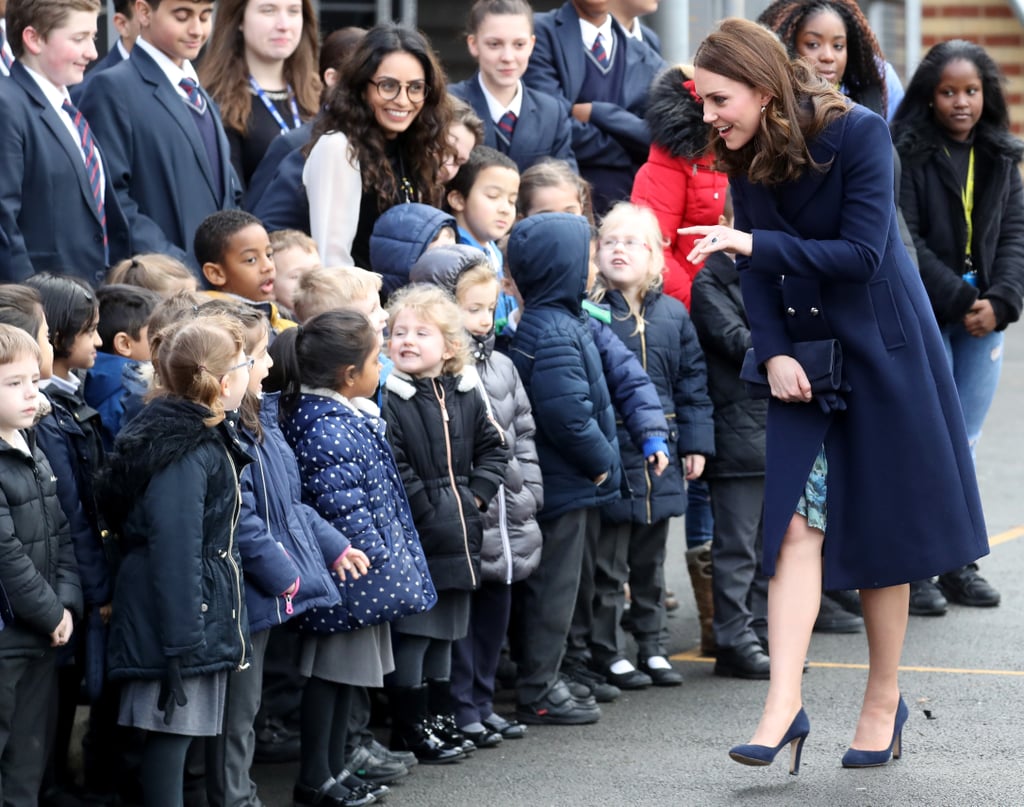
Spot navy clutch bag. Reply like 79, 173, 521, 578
740, 339, 844, 400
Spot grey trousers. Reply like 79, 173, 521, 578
208, 628, 270, 807
513, 508, 588, 704
708, 477, 769, 650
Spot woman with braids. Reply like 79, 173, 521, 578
199, 0, 321, 189
758, 0, 900, 119
303, 23, 453, 270
682, 18, 986, 775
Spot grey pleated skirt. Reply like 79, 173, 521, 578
119, 671, 228, 736
299, 622, 395, 687
392, 590, 471, 640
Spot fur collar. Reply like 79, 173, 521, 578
894, 122, 1024, 165
645, 65, 711, 159
385, 365, 481, 401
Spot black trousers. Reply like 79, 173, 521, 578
0, 650, 57, 807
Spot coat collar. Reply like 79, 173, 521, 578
385, 365, 481, 400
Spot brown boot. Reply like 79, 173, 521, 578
685, 541, 716, 657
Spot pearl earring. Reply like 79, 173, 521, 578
761, 104, 767, 115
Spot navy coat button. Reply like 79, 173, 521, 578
786, 307, 796, 316
810, 307, 820, 316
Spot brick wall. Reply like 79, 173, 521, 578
922, 0, 1024, 134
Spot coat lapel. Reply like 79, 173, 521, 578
554, 3, 585, 101
13, 65, 101, 226
132, 49, 219, 198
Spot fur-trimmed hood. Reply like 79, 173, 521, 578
893, 121, 1024, 166
384, 365, 481, 401
645, 65, 711, 160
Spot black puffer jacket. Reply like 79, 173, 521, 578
0, 431, 82, 658
99, 397, 253, 680
383, 368, 509, 591
690, 253, 767, 478
895, 122, 1024, 329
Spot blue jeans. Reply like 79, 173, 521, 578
940, 323, 1004, 460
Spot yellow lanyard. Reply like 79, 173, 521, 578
945, 146, 975, 262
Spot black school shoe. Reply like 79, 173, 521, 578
516, 679, 601, 725
483, 713, 527, 739
909, 578, 948, 616
345, 745, 408, 784
714, 642, 771, 680
938, 563, 1001, 607
638, 656, 684, 687
603, 659, 652, 690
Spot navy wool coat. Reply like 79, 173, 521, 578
735, 104, 988, 590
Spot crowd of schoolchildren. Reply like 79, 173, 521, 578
1, 0, 1021, 804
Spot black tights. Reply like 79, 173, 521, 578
388, 635, 452, 688
141, 731, 192, 807
299, 677, 352, 788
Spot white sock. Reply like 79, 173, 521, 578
609, 659, 636, 675
644, 655, 672, 670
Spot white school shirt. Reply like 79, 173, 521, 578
477, 74, 523, 126
578, 15, 615, 62
134, 36, 200, 103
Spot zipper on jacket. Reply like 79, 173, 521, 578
497, 484, 513, 584
223, 447, 250, 670
432, 380, 477, 589
639, 309, 654, 525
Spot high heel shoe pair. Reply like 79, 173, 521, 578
728, 696, 908, 775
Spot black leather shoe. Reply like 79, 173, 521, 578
561, 660, 620, 702
714, 642, 771, 680
813, 595, 864, 633
516, 680, 601, 725
345, 745, 408, 785
603, 660, 652, 690
461, 726, 503, 748
430, 714, 476, 755
825, 589, 863, 616
909, 578, 948, 616
293, 777, 376, 807
938, 563, 1001, 607
483, 713, 527, 739
390, 719, 464, 765
638, 656, 683, 686
336, 771, 388, 802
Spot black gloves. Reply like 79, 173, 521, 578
157, 658, 188, 725
815, 381, 852, 415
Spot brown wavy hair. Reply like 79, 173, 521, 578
306, 23, 453, 210
198, 0, 321, 135
693, 17, 849, 186
149, 314, 246, 427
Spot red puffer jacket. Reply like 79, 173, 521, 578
631, 66, 729, 310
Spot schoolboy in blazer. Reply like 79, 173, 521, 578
70, 0, 139, 104
0, 0, 131, 284
79, 0, 240, 271
524, 0, 664, 215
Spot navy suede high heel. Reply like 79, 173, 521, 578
842, 696, 909, 768
729, 708, 810, 775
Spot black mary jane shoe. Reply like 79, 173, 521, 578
293, 777, 376, 807
483, 713, 527, 739
460, 726, 503, 748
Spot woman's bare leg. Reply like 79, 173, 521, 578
850, 585, 909, 749
747, 514, 823, 745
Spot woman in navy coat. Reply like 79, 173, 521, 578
684, 19, 987, 774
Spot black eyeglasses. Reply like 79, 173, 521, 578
368, 77, 428, 102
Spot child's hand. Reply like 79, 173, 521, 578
50, 608, 74, 647
647, 451, 669, 477
336, 548, 370, 580
593, 471, 609, 486
474, 495, 484, 510
684, 454, 706, 481
99, 603, 113, 625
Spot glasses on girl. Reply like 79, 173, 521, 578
599, 237, 651, 252
369, 78, 429, 102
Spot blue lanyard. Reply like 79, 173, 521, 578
248, 76, 301, 133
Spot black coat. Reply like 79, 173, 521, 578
895, 123, 1024, 329
383, 367, 509, 591
690, 253, 767, 479
599, 288, 714, 524
99, 397, 253, 680
0, 431, 82, 658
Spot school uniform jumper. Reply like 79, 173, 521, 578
735, 104, 988, 589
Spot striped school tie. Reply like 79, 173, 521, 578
497, 110, 517, 139
0, 28, 14, 71
62, 99, 108, 261
591, 33, 609, 66
178, 77, 208, 115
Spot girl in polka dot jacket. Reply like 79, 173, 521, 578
272, 309, 437, 801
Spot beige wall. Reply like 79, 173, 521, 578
922, 0, 1024, 134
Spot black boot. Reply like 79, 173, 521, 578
387, 686, 463, 765
425, 679, 476, 755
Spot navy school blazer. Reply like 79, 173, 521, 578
78, 46, 241, 270
523, 3, 665, 168
448, 76, 577, 174
0, 62, 131, 284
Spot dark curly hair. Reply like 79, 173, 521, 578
758, 0, 887, 114
307, 23, 453, 210
891, 39, 1014, 154
693, 18, 849, 186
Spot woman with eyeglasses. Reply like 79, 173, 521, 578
303, 23, 453, 270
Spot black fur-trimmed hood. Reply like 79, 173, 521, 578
894, 121, 1024, 166
645, 65, 711, 160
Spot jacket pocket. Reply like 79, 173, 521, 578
868, 278, 907, 351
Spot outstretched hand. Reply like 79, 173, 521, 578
679, 225, 753, 263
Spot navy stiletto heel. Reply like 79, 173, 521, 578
729, 708, 810, 775
842, 696, 909, 768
